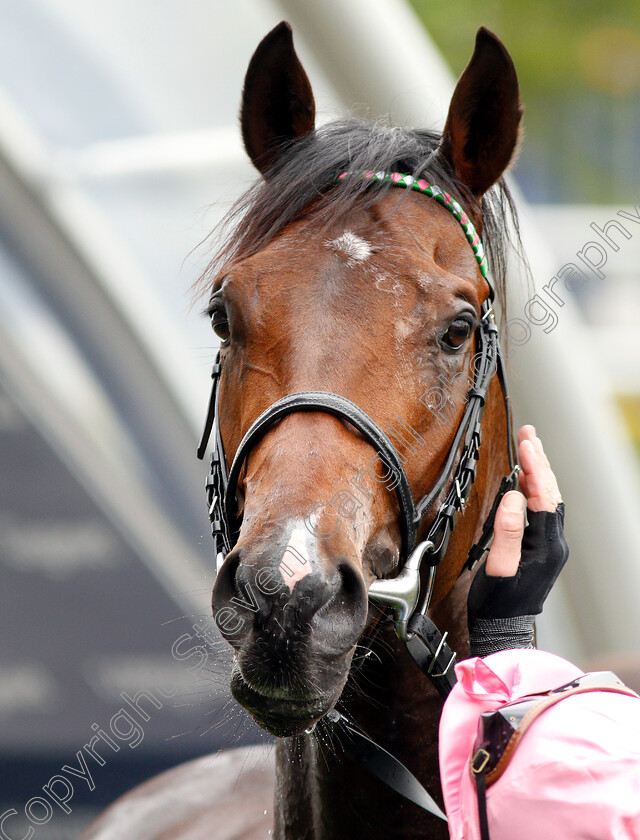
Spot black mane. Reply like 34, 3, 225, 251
200, 118, 525, 311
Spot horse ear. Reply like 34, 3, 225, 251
437, 27, 522, 199
241, 21, 316, 176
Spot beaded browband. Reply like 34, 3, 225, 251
337, 170, 489, 281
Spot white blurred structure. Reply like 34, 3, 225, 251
1, 0, 639, 681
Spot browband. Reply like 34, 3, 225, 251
337, 170, 488, 279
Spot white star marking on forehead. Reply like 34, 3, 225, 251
326, 231, 373, 264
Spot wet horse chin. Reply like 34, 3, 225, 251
230, 660, 348, 737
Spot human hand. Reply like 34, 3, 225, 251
484, 424, 562, 577
467, 426, 568, 655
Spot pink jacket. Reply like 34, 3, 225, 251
439, 649, 640, 840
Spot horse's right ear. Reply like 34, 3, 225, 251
241, 21, 316, 177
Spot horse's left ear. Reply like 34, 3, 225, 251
437, 27, 522, 198
241, 21, 316, 176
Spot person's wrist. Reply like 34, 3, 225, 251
469, 614, 536, 658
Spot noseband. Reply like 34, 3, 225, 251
198, 170, 519, 649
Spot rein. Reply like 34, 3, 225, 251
197, 171, 519, 822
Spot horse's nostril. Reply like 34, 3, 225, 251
337, 561, 366, 603
309, 561, 367, 654
335, 561, 368, 626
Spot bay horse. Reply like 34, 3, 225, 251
82, 21, 524, 840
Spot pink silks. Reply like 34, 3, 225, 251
439, 649, 640, 840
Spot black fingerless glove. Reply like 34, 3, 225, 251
468, 503, 568, 657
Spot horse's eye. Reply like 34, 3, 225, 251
210, 303, 230, 345
441, 317, 473, 351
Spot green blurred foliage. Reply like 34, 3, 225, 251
408, 0, 640, 95
408, 0, 640, 203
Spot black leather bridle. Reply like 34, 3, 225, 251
196, 173, 521, 822
197, 298, 518, 605
197, 173, 519, 687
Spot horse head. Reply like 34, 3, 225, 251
207, 22, 521, 737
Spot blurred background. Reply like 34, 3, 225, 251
0, 0, 638, 837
